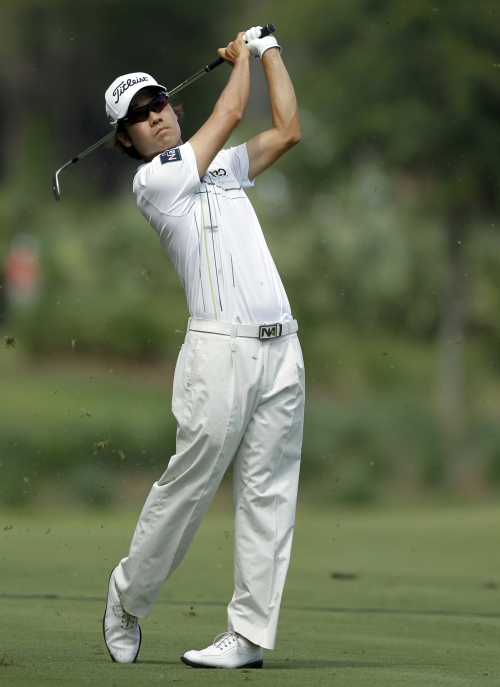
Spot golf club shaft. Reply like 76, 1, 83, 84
53, 23, 276, 200
169, 23, 275, 97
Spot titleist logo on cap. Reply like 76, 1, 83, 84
113, 76, 149, 104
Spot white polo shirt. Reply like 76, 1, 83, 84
133, 142, 292, 325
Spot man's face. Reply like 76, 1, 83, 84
118, 87, 182, 162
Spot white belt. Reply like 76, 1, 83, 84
188, 318, 298, 340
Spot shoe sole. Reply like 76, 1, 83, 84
102, 567, 142, 664
180, 657, 263, 669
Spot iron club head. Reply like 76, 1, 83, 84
53, 171, 61, 201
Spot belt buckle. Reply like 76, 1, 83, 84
259, 323, 282, 340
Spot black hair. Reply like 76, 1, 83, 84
107, 100, 184, 161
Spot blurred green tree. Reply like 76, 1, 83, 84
1, 1, 500, 493
250, 0, 500, 488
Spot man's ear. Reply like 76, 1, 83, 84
117, 131, 133, 148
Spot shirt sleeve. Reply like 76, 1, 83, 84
133, 142, 201, 216
224, 143, 255, 189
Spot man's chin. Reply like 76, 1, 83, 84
158, 137, 181, 152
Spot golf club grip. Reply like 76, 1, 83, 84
205, 23, 276, 71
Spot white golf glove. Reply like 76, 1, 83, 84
243, 26, 282, 59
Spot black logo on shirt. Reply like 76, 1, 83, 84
209, 168, 227, 177
160, 148, 182, 164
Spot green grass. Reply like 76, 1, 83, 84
2, 501, 500, 685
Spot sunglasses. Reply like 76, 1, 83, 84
123, 91, 170, 125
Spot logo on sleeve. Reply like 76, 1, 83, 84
160, 148, 182, 164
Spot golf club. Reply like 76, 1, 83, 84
52, 23, 276, 201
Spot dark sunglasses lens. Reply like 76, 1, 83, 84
126, 94, 168, 124
127, 106, 149, 125
150, 94, 168, 113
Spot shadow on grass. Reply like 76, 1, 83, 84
138, 659, 387, 670
266, 660, 385, 670
138, 660, 181, 666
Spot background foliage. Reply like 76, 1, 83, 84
1, 0, 500, 506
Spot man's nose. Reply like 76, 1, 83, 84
149, 109, 162, 124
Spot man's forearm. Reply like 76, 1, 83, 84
188, 34, 251, 178
214, 56, 250, 122
262, 50, 300, 143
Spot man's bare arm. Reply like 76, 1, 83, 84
189, 33, 250, 179
246, 49, 301, 181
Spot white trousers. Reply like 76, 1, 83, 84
114, 326, 305, 650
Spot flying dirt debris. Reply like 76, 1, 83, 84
94, 437, 111, 455
330, 571, 359, 580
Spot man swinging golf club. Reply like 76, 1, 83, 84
102, 26, 305, 669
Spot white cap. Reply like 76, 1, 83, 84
105, 72, 167, 128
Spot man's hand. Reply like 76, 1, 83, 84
218, 32, 251, 67
243, 26, 281, 60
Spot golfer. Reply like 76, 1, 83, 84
103, 27, 304, 670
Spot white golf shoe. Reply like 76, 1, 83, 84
102, 568, 142, 663
181, 631, 263, 669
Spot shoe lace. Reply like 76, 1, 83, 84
120, 610, 137, 630
112, 601, 137, 630
213, 631, 239, 650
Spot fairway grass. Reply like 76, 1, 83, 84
1, 501, 500, 685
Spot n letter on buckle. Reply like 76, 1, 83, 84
259, 324, 282, 340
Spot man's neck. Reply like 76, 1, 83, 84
143, 139, 183, 163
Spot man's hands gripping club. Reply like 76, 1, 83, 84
217, 26, 280, 65
217, 31, 251, 67
243, 26, 281, 60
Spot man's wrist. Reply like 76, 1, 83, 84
261, 46, 282, 65
262, 46, 281, 58
234, 53, 251, 66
